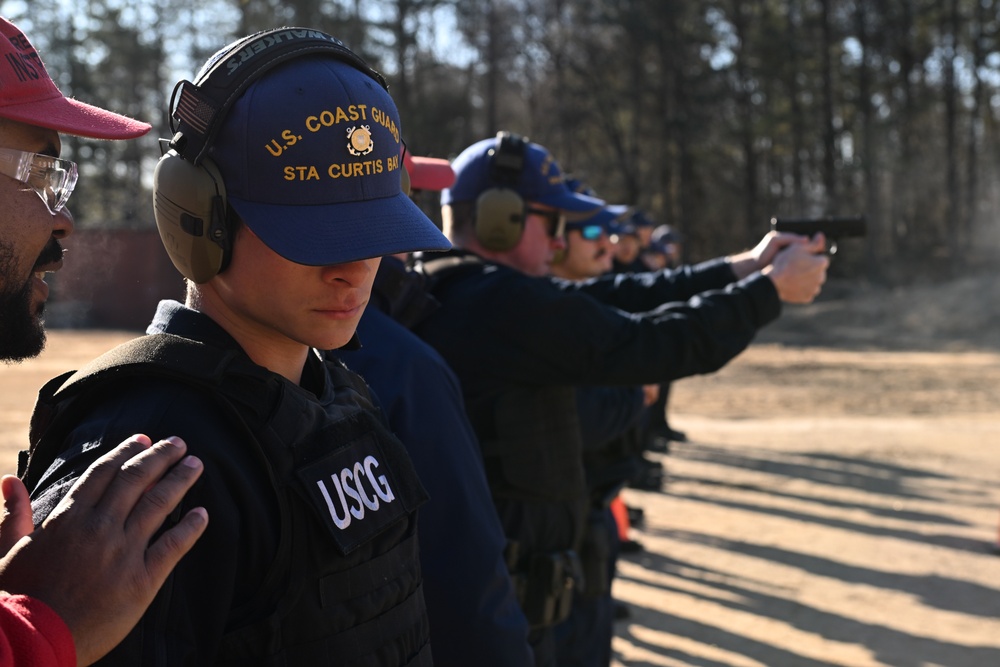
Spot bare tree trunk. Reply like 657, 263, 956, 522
819, 0, 837, 208
855, 0, 879, 278
656, 6, 677, 229
941, 0, 961, 265
625, 7, 644, 204
391, 0, 413, 125
732, 0, 759, 246
890, 0, 916, 256
963, 0, 986, 255
550, 0, 571, 167
348, 0, 364, 50
784, 0, 806, 213
485, 0, 500, 134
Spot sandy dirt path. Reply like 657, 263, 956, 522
611, 345, 1000, 667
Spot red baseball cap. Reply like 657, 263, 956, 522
403, 150, 455, 192
0, 18, 150, 139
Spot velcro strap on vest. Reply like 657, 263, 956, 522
217, 582, 431, 667
324, 584, 428, 662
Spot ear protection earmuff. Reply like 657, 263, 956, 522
152, 150, 230, 284
474, 131, 528, 252
152, 28, 388, 283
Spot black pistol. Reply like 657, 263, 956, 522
770, 215, 867, 253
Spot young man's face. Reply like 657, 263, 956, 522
614, 234, 641, 264
641, 250, 668, 271
552, 226, 615, 280
0, 119, 73, 362
502, 206, 567, 278
209, 225, 381, 352
637, 225, 653, 248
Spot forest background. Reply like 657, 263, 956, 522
5, 0, 1000, 285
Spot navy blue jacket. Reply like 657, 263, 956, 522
575, 386, 645, 453
416, 252, 781, 399
337, 307, 534, 667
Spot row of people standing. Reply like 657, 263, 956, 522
401, 132, 828, 665
13, 22, 830, 667
547, 200, 654, 664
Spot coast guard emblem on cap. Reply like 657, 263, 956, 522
346, 125, 373, 156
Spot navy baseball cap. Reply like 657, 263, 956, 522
616, 219, 639, 237
629, 209, 656, 228
209, 55, 450, 265
564, 176, 598, 198
442, 135, 604, 214
567, 204, 630, 233
652, 224, 680, 244
645, 240, 669, 255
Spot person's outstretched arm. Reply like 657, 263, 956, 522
0, 435, 208, 667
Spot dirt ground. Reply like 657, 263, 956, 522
610, 277, 1000, 667
2, 277, 1000, 666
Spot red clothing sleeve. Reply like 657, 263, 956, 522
0, 594, 76, 667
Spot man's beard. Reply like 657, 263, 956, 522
0, 239, 55, 363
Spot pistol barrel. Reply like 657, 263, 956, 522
770, 215, 867, 238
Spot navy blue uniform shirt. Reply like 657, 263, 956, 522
337, 307, 534, 667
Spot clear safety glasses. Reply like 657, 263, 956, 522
0, 147, 78, 215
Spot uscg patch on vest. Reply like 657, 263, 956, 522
296, 430, 412, 554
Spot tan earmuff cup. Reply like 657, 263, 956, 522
152, 152, 228, 283
475, 188, 525, 251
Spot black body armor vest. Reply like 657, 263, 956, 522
21, 334, 433, 666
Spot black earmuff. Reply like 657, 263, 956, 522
152, 27, 388, 282
474, 131, 528, 251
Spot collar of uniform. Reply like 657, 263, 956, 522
147, 299, 245, 350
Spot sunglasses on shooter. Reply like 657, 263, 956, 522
564, 221, 610, 241
525, 206, 567, 239
0, 147, 78, 215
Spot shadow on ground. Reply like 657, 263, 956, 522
611, 438, 1000, 667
